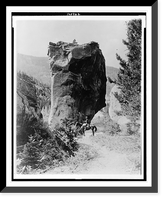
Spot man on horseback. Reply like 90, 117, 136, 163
80, 116, 97, 136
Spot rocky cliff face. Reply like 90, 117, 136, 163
17, 72, 51, 144
47, 41, 107, 129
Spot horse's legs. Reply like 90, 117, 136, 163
92, 127, 94, 136
91, 126, 97, 136
82, 127, 85, 136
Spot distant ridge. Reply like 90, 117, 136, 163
106, 66, 119, 80
105, 66, 119, 96
16, 54, 119, 93
17, 53, 51, 85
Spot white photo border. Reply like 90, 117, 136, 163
4, 4, 158, 193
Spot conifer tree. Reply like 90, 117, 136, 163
115, 19, 142, 119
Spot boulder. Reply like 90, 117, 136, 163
91, 111, 104, 124
47, 41, 107, 129
109, 84, 130, 135
109, 85, 121, 122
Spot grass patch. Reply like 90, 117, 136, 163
64, 143, 98, 173
91, 134, 141, 154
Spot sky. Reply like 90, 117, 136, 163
15, 18, 130, 68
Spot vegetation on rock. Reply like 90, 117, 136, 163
16, 72, 79, 173
17, 71, 51, 145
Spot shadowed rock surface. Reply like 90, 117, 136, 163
47, 41, 107, 129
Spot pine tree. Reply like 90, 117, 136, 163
115, 19, 142, 119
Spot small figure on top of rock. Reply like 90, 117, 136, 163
73, 39, 78, 45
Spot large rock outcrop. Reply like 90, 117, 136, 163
17, 72, 51, 144
109, 84, 131, 135
47, 40, 107, 129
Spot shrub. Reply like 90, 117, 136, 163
20, 133, 44, 169
17, 118, 79, 173
110, 122, 121, 135
103, 116, 121, 136
127, 121, 141, 135
56, 118, 79, 151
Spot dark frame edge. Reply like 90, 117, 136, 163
0, 186, 160, 193
151, 0, 158, 193
4, 3, 158, 193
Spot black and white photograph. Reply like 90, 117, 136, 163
5, 5, 158, 193
15, 16, 144, 177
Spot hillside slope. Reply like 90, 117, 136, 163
16, 54, 119, 95
106, 66, 119, 80
17, 71, 51, 145
17, 54, 51, 85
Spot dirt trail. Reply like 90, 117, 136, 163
76, 131, 139, 174
45, 130, 141, 175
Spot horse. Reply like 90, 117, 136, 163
80, 123, 97, 136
